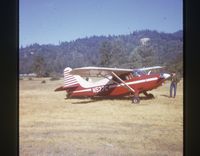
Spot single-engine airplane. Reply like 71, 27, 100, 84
55, 66, 170, 103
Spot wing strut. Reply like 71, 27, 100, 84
111, 72, 135, 94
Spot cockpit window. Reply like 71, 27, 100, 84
112, 74, 127, 83
132, 70, 144, 77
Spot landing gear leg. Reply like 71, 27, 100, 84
66, 92, 71, 99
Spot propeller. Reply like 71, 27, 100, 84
160, 73, 170, 79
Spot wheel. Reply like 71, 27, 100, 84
66, 92, 70, 99
132, 96, 140, 104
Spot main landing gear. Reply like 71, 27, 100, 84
131, 91, 155, 104
132, 92, 140, 104
132, 96, 140, 104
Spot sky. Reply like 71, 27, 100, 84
20, 0, 182, 46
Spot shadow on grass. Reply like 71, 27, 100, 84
160, 94, 171, 98
68, 96, 155, 104
71, 99, 100, 104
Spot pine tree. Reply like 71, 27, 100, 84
32, 55, 46, 77
99, 41, 112, 67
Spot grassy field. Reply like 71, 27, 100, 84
20, 77, 183, 156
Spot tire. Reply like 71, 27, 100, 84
132, 97, 140, 104
66, 93, 70, 99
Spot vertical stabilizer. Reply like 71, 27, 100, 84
64, 67, 79, 87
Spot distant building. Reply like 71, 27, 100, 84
140, 38, 150, 45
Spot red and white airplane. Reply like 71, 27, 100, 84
55, 66, 170, 103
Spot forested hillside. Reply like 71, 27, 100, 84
19, 30, 183, 77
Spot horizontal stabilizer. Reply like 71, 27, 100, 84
54, 86, 65, 91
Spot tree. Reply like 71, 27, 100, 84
129, 47, 143, 68
99, 41, 113, 66
166, 52, 183, 78
32, 55, 46, 77
19, 30, 183, 74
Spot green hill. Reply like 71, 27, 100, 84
19, 30, 183, 77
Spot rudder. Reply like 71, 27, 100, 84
64, 67, 79, 87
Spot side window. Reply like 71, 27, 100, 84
125, 75, 129, 80
129, 73, 134, 79
112, 77, 120, 83
125, 73, 133, 80
132, 71, 140, 77
112, 74, 127, 83
120, 75, 126, 81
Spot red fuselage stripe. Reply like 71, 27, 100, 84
71, 77, 159, 94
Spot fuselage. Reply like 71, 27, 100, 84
66, 73, 164, 98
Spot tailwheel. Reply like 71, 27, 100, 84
66, 92, 71, 99
132, 96, 140, 104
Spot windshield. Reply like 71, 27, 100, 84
132, 70, 145, 77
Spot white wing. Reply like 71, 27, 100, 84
70, 66, 164, 77
137, 66, 164, 71
70, 66, 132, 77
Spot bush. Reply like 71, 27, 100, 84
28, 77, 32, 80
41, 80, 46, 83
49, 76, 60, 81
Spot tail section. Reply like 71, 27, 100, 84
55, 67, 112, 92
54, 67, 79, 91
64, 67, 80, 88
64, 67, 110, 88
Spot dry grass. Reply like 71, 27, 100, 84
20, 77, 183, 156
